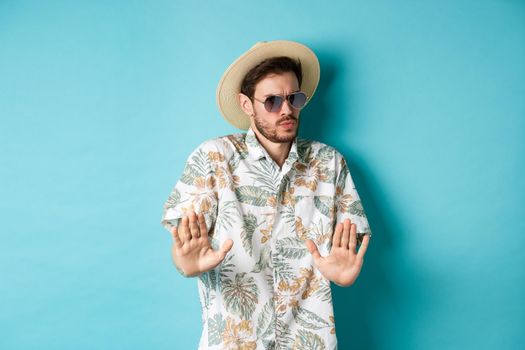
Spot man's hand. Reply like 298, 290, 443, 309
305, 219, 370, 287
171, 211, 233, 277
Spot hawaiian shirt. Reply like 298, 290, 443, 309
161, 127, 372, 350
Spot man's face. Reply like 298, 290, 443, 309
248, 71, 302, 144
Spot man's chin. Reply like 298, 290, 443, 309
274, 131, 297, 143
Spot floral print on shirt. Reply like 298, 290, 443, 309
161, 127, 372, 350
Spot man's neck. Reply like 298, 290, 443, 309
253, 130, 292, 169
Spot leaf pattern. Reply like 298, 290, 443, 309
198, 270, 217, 309
219, 253, 235, 281
160, 127, 372, 349
241, 212, 258, 257
292, 329, 326, 350
314, 195, 334, 218
235, 186, 272, 207
221, 273, 259, 320
256, 299, 275, 340
208, 313, 226, 346
277, 236, 308, 260
274, 252, 296, 283
292, 305, 331, 330
314, 278, 333, 303
252, 245, 272, 273
216, 200, 238, 231
247, 159, 280, 191
180, 148, 211, 184
165, 188, 180, 207
316, 145, 334, 163
276, 318, 295, 349
349, 199, 365, 216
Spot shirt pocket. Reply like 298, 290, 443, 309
292, 193, 335, 257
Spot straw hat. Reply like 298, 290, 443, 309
216, 40, 320, 130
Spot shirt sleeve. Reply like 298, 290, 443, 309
334, 152, 372, 244
160, 141, 219, 240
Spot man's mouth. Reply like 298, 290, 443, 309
279, 120, 296, 127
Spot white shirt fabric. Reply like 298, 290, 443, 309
161, 127, 372, 349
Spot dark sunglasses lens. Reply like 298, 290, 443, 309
290, 92, 307, 108
265, 95, 283, 112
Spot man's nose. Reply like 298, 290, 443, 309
280, 98, 294, 115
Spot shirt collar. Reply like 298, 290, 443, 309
245, 127, 301, 165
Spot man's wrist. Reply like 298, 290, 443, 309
175, 264, 205, 278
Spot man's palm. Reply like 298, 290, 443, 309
306, 219, 370, 287
171, 211, 233, 277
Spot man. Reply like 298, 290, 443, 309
161, 40, 372, 350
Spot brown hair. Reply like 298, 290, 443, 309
240, 56, 303, 100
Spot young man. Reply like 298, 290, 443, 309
161, 40, 372, 349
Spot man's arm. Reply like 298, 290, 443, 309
305, 151, 372, 286
160, 141, 224, 277
333, 153, 372, 239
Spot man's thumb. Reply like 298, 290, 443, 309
219, 239, 234, 256
305, 239, 322, 261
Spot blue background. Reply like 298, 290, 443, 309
1, 1, 523, 349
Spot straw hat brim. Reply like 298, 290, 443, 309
216, 40, 320, 130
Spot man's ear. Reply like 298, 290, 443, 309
238, 93, 254, 117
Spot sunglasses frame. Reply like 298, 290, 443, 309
252, 91, 310, 113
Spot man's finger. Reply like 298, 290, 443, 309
198, 213, 208, 239
189, 211, 199, 239
171, 227, 183, 248
332, 223, 343, 248
341, 219, 351, 248
349, 223, 357, 251
357, 234, 370, 259
180, 216, 191, 241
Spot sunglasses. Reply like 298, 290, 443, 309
252, 91, 309, 113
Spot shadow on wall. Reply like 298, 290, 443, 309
300, 47, 402, 350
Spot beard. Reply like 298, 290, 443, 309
252, 112, 300, 143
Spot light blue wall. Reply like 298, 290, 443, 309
1, 1, 523, 349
